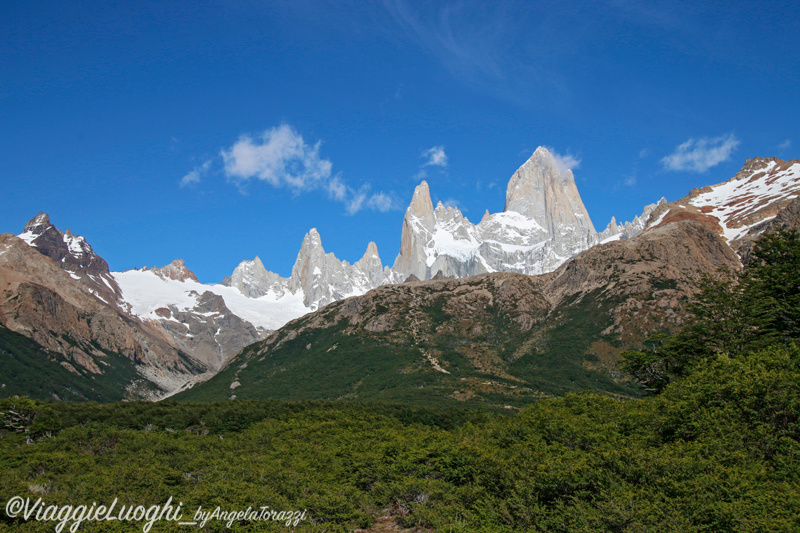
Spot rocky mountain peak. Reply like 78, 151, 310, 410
601, 217, 620, 239
288, 228, 392, 310
499, 146, 597, 261
300, 228, 324, 252
19, 212, 57, 245
355, 241, 386, 288
407, 181, 435, 225
22, 212, 51, 233
152, 259, 199, 282
222, 255, 287, 299
504, 147, 590, 225
17, 212, 112, 280
360, 241, 380, 261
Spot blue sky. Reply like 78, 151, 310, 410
2, 0, 798, 282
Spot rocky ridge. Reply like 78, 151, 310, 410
4, 215, 275, 398
179, 214, 746, 405
0, 231, 208, 399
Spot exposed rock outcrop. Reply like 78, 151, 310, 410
154, 291, 261, 370
16, 213, 121, 304
221, 256, 287, 298
146, 259, 199, 282
0, 232, 207, 398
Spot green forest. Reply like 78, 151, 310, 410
1, 230, 799, 532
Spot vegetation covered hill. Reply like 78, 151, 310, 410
0, 325, 147, 402
178, 220, 739, 407
2, 344, 799, 531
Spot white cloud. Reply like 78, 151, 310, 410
546, 147, 581, 175
346, 190, 367, 215
221, 124, 398, 214
422, 145, 448, 167
180, 160, 211, 187
661, 133, 740, 173
221, 124, 333, 192
779, 139, 792, 150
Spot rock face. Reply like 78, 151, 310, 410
153, 291, 261, 370
222, 256, 287, 299
392, 147, 599, 280
145, 259, 199, 282
0, 230, 208, 399
17, 212, 121, 305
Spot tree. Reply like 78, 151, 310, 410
747, 229, 800, 343
622, 229, 800, 393
619, 334, 672, 394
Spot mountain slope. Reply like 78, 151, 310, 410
0, 231, 207, 400
0, 324, 144, 401
177, 212, 743, 407
640, 157, 800, 252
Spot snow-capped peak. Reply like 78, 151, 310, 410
18, 212, 52, 245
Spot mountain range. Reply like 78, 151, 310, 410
1, 148, 798, 403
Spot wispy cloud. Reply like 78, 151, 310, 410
661, 133, 740, 173
219, 124, 398, 214
180, 160, 211, 188
547, 147, 581, 175
779, 139, 792, 150
422, 145, 448, 167
441, 197, 465, 211
380, 0, 571, 107
383, 0, 505, 80
346, 187, 397, 215
413, 145, 449, 183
